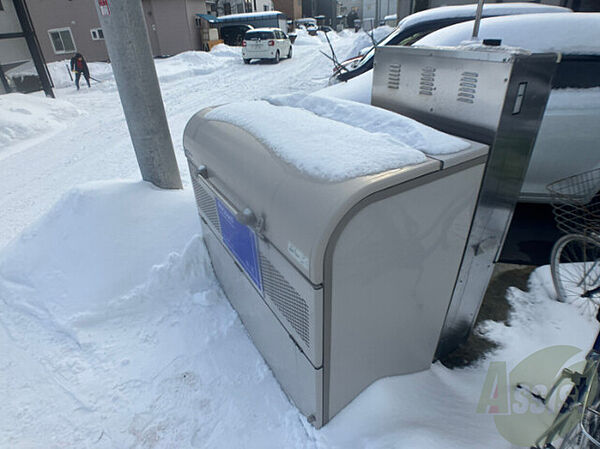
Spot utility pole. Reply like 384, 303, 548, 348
93, 0, 182, 190
11, 0, 54, 98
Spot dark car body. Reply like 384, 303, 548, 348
332, 3, 570, 83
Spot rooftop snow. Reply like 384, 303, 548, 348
266, 93, 470, 155
415, 13, 600, 55
399, 2, 570, 30
205, 100, 428, 181
216, 11, 284, 20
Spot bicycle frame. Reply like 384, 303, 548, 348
532, 329, 600, 448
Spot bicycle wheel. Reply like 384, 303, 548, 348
551, 234, 600, 315
560, 423, 585, 449
561, 401, 600, 449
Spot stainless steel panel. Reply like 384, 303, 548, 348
259, 240, 323, 367
203, 224, 324, 427
189, 160, 323, 366
183, 110, 442, 284
371, 46, 558, 356
372, 47, 515, 144
437, 54, 558, 355
324, 161, 485, 421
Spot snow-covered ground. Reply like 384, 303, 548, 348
1, 29, 598, 448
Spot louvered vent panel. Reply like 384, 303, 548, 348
457, 71, 479, 104
419, 66, 436, 95
387, 63, 401, 89
260, 255, 310, 347
191, 173, 220, 231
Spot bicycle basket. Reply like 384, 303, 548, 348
547, 168, 600, 235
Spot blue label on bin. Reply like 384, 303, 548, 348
216, 198, 263, 293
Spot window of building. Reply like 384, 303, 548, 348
0, 1, 4, 11
263, 4, 269, 10
90, 28, 104, 40
48, 28, 76, 54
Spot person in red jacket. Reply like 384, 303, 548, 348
70, 53, 91, 90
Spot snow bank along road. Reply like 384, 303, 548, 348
1, 30, 598, 448
1, 28, 387, 250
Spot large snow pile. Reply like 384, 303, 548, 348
415, 13, 600, 55
293, 28, 325, 46
3, 30, 599, 449
46, 49, 240, 90
293, 26, 393, 62
155, 50, 239, 83
335, 26, 394, 61
267, 93, 470, 155
1, 180, 598, 448
205, 100, 427, 181
0, 93, 83, 152
0, 181, 310, 448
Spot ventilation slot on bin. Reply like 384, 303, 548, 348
419, 66, 436, 95
260, 255, 311, 347
457, 71, 479, 104
191, 174, 220, 231
387, 64, 401, 89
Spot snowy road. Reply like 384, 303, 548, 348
0, 32, 365, 250
1, 29, 598, 449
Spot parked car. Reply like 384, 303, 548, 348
330, 3, 570, 83
415, 13, 600, 204
242, 28, 292, 64
307, 24, 319, 36
295, 17, 317, 29
221, 24, 254, 46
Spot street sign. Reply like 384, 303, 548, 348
98, 0, 110, 16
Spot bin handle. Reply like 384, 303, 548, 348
196, 164, 264, 232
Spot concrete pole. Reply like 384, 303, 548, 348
93, 0, 182, 189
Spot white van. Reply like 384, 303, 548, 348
242, 28, 293, 64
416, 13, 600, 204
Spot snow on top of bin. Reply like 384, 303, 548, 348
266, 93, 470, 156
204, 100, 428, 182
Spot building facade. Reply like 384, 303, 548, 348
273, 0, 302, 21
25, 0, 208, 63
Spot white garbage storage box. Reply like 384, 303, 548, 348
183, 97, 489, 427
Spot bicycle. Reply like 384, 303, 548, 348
549, 168, 600, 316
529, 315, 600, 449
528, 169, 600, 449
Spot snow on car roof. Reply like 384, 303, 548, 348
218, 11, 284, 21
398, 2, 570, 30
415, 13, 600, 55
